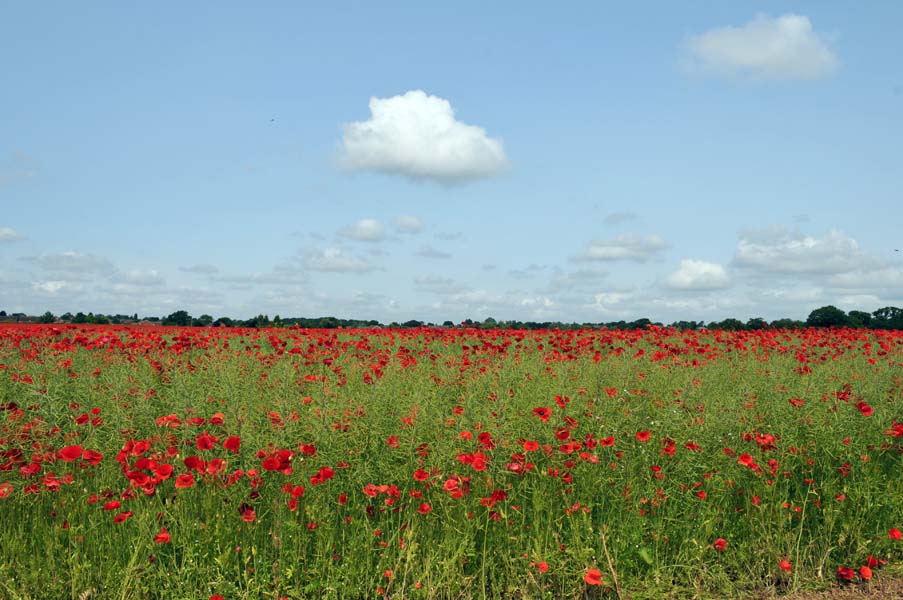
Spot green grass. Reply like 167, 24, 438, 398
0, 325, 901, 599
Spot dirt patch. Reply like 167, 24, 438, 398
746, 579, 903, 600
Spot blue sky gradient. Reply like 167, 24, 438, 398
2, 2, 901, 322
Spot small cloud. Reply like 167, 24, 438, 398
338, 218, 385, 242
664, 259, 730, 291
113, 270, 166, 286
0, 227, 24, 242
22, 251, 116, 275
603, 212, 638, 225
340, 90, 508, 184
435, 231, 463, 241
32, 280, 79, 296
0, 151, 38, 186
416, 245, 452, 260
395, 215, 423, 233
304, 247, 376, 273
180, 264, 220, 275
685, 13, 838, 80
414, 276, 470, 295
574, 234, 669, 263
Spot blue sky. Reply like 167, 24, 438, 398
2, 2, 901, 323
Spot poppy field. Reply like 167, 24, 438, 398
0, 324, 902, 599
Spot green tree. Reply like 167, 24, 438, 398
38, 311, 55, 324
872, 306, 903, 329
163, 310, 192, 326
192, 314, 214, 327
848, 310, 872, 328
806, 305, 849, 328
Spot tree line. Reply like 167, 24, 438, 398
2, 305, 903, 330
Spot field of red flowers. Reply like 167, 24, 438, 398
0, 324, 901, 599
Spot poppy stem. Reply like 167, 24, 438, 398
600, 526, 623, 600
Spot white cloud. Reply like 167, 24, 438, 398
574, 234, 668, 263
0, 227, 24, 241
685, 13, 837, 80
340, 90, 508, 183
733, 228, 874, 275
664, 259, 730, 290
304, 247, 375, 273
416, 245, 452, 259
339, 218, 385, 242
32, 280, 79, 296
22, 251, 117, 275
113, 270, 166, 286
395, 215, 423, 233
414, 276, 470, 295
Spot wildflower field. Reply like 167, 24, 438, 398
0, 324, 902, 599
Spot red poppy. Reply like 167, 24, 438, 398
890, 528, 902, 540
174, 473, 195, 489
418, 502, 431, 515
779, 559, 792, 573
58, 445, 83, 463
859, 566, 872, 580
537, 561, 549, 573
837, 566, 855, 582
113, 511, 134, 524
533, 407, 551, 423
584, 568, 604, 586
635, 430, 650, 442
154, 527, 171, 543
223, 436, 241, 453
713, 538, 727, 551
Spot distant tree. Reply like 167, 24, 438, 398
402, 320, 423, 328
163, 310, 192, 327
192, 314, 213, 327
746, 317, 767, 330
60, 312, 73, 321
806, 305, 849, 328
272, 314, 284, 328
770, 318, 804, 329
442, 321, 455, 328
872, 306, 903, 330
847, 310, 872, 328
212, 317, 234, 328
73, 312, 88, 324
38, 311, 55, 324
482, 317, 498, 329
709, 318, 744, 330
0, 310, 6, 317
94, 314, 110, 325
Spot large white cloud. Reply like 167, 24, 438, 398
664, 259, 730, 290
733, 228, 875, 275
340, 90, 508, 183
685, 13, 837, 80
574, 234, 669, 263
339, 218, 385, 242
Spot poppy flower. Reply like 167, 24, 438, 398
713, 538, 727, 551
175, 473, 195, 489
837, 566, 855, 582
58, 445, 83, 463
859, 566, 872, 580
890, 528, 902, 540
537, 561, 549, 573
154, 527, 171, 543
584, 568, 604, 586
417, 502, 431, 515
533, 407, 551, 423
636, 430, 650, 442
779, 559, 792, 573
113, 511, 134, 524
223, 436, 241, 453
